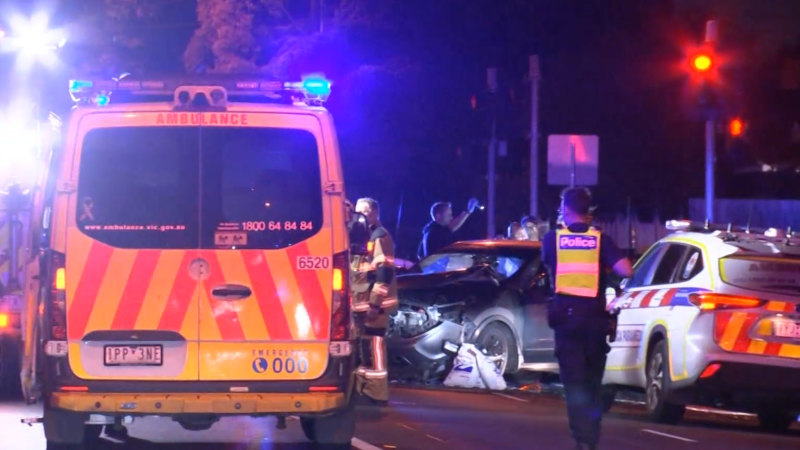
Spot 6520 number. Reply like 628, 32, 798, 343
297, 256, 331, 270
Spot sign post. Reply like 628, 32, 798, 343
547, 134, 599, 187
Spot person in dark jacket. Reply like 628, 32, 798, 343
418, 198, 480, 259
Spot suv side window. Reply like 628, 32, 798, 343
627, 244, 664, 289
678, 246, 704, 281
651, 244, 687, 285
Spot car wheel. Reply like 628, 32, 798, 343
0, 336, 21, 399
300, 417, 316, 441
757, 409, 795, 433
43, 407, 87, 446
303, 397, 355, 447
474, 322, 518, 375
645, 340, 685, 424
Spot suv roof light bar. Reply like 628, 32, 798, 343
665, 219, 800, 245
68, 75, 331, 106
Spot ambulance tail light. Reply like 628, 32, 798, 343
330, 251, 351, 341
689, 293, 763, 311
49, 251, 67, 340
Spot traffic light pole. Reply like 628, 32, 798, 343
705, 120, 714, 222
529, 55, 540, 219
704, 20, 718, 222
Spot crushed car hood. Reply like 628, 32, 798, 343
397, 267, 503, 293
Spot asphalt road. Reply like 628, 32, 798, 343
1, 386, 798, 450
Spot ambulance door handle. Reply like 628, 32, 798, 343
211, 284, 252, 300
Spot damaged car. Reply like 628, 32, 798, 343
387, 240, 558, 382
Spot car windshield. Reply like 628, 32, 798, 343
719, 255, 800, 296
418, 251, 526, 279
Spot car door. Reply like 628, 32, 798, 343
521, 265, 557, 367
607, 242, 695, 383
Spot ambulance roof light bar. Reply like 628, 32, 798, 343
665, 219, 799, 245
68, 75, 331, 106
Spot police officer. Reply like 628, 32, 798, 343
542, 187, 633, 450
351, 197, 398, 403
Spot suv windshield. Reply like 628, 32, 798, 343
719, 255, 800, 296
77, 126, 322, 249
418, 251, 525, 279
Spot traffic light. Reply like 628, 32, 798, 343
728, 118, 744, 137
691, 53, 713, 73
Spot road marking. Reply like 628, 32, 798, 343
641, 429, 698, 443
493, 392, 528, 403
426, 434, 446, 443
397, 423, 417, 431
352, 437, 384, 450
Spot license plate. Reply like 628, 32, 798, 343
774, 321, 800, 339
104, 345, 163, 366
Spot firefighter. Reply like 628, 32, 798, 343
352, 197, 398, 403
542, 187, 633, 450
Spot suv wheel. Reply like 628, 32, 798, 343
301, 397, 355, 447
645, 340, 685, 424
474, 322, 518, 375
44, 407, 88, 446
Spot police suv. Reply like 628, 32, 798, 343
604, 220, 800, 431
21, 76, 357, 448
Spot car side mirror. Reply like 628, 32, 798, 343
348, 212, 370, 256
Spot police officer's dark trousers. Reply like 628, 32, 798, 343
553, 304, 609, 449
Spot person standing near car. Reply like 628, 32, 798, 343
352, 197, 398, 404
542, 187, 633, 450
418, 198, 480, 259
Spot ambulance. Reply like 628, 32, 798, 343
22, 76, 357, 448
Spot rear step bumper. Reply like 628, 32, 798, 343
51, 391, 347, 415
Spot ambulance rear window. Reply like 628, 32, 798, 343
77, 127, 199, 249
720, 255, 800, 296
77, 126, 323, 249
200, 127, 323, 249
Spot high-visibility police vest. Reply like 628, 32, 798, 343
555, 227, 601, 298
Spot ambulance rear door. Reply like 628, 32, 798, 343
196, 111, 334, 381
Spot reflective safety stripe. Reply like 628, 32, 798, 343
555, 227, 601, 298
352, 303, 370, 312
380, 297, 398, 308
372, 336, 385, 371
356, 335, 388, 379
356, 367, 388, 379
557, 262, 598, 273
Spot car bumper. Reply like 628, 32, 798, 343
684, 361, 800, 411
50, 391, 347, 415
387, 320, 463, 379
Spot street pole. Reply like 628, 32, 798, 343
487, 67, 498, 238
529, 55, 540, 219
704, 20, 718, 222
569, 143, 576, 188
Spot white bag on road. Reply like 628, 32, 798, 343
443, 344, 485, 389
474, 347, 507, 391
443, 343, 507, 390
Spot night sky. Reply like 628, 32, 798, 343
1, 0, 798, 258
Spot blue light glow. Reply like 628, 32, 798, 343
95, 94, 110, 106
302, 77, 331, 96
69, 79, 92, 93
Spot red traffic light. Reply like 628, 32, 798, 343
690, 53, 714, 72
729, 118, 744, 137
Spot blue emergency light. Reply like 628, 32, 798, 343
301, 77, 331, 97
